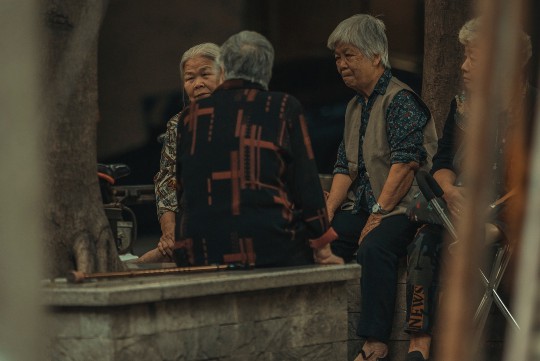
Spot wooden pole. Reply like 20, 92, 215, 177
422, 0, 469, 135
502, 58, 540, 361
67, 263, 247, 283
435, 0, 526, 360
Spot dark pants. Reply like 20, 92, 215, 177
405, 224, 501, 335
331, 209, 418, 343
405, 224, 444, 335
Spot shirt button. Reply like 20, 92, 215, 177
365, 171, 369, 177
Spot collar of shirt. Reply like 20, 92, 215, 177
356, 68, 392, 106
215, 79, 267, 92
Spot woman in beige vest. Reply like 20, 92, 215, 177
316, 14, 437, 361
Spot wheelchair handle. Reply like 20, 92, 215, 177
416, 170, 444, 201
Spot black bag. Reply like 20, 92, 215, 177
407, 192, 445, 226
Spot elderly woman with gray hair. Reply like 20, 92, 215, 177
173, 31, 335, 267
404, 18, 534, 361
148, 43, 223, 261
315, 14, 437, 360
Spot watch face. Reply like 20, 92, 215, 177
371, 203, 379, 213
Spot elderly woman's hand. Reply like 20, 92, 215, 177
313, 244, 344, 265
158, 212, 176, 257
443, 185, 466, 218
158, 234, 174, 258
359, 214, 382, 244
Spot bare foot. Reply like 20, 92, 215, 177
313, 244, 344, 264
354, 339, 388, 360
409, 332, 431, 359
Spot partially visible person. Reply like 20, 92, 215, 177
140, 43, 223, 263
404, 18, 533, 361
174, 31, 336, 267
317, 14, 438, 361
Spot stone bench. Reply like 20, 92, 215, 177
44, 264, 360, 361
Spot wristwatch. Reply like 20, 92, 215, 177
372, 202, 390, 215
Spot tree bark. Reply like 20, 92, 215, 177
422, 0, 470, 134
42, 0, 123, 278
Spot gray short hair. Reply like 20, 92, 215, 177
327, 14, 390, 68
459, 18, 532, 66
179, 43, 221, 81
458, 18, 481, 46
220, 31, 274, 89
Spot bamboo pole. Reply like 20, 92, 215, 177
435, 0, 526, 360
502, 62, 540, 361
67, 263, 248, 283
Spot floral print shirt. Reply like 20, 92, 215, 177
154, 112, 181, 219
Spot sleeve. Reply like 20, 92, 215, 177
154, 113, 180, 220
386, 90, 429, 165
431, 99, 458, 174
333, 140, 350, 175
284, 96, 333, 240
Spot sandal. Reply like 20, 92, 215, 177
357, 349, 389, 361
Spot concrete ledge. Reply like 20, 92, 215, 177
43, 264, 360, 307
46, 264, 360, 361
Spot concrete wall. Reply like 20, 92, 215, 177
45, 265, 359, 360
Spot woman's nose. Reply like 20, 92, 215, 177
336, 58, 347, 70
194, 79, 205, 89
461, 58, 469, 72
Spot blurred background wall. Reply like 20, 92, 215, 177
97, 0, 424, 173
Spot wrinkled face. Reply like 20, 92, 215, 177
183, 56, 222, 102
334, 43, 380, 94
461, 44, 480, 92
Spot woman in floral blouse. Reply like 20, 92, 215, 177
152, 43, 223, 260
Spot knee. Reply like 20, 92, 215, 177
356, 238, 387, 264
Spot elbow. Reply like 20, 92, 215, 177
407, 161, 420, 172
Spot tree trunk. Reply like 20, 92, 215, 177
42, 0, 123, 278
422, 0, 470, 134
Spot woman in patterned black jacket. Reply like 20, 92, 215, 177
174, 31, 337, 267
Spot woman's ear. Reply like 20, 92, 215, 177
372, 54, 381, 67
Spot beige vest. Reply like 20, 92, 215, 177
343, 76, 438, 217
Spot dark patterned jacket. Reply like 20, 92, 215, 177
176, 79, 332, 267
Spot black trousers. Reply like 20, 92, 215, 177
331, 209, 418, 343
405, 224, 444, 335
405, 224, 501, 335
